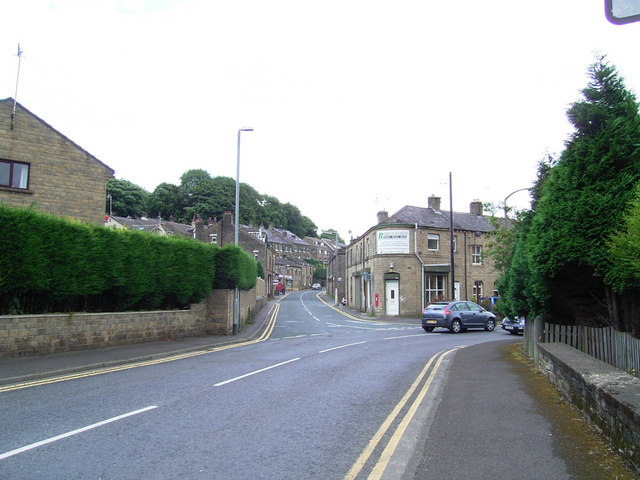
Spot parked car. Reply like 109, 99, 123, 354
421, 300, 496, 333
501, 316, 526, 335
312, 283, 322, 290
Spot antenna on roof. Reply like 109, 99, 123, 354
11, 43, 23, 130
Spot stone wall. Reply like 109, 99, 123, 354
0, 289, 261, 359
537, 342, 640, 472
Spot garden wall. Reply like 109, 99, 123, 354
0, 288, 263, 359
537, 342, 640, 472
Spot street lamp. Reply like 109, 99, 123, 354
233, 128, 253, 335
503, 188, 531, 218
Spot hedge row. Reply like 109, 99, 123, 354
0, 205, 256, 314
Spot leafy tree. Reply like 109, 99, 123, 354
489, 157, 553, 318
106, 178, 149, 217
526, 57, 640, 329
146, 182, 184, 221
257, 195, 286, 228
607, 183, 640, 292
320, 229, 344, 244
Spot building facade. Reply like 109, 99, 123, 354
0, 98, 114, 225
345, 196, 500, 317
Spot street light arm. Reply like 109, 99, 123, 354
504, 187, 531, 204
503, 187, 531, 218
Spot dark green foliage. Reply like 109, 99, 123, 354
527, 58, 640, 326
320, 229, 344, 243
106, 178, 149, 217
313, 264, 326, 281
0, 205, 217, 314
213, 245, 257, 290
256, 261, 265, 279
492, 58, 640, 335
607, 183, 640, 291
144, 168, 318, 236
146, 182, 184, 221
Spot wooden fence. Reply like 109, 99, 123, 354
536, 322, 640, 377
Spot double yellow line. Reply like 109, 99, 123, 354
0, 303, 280, 393
345, 346, 462, 480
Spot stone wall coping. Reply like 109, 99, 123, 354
537, 342, 640, 472
538, 342, 640, 406
0, 309, 190, 320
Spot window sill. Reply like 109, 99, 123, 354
0, 186, 33, 194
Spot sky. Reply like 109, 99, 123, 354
1, 0, 639, 242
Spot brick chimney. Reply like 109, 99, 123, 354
377, 210, 389, 224
470, 200, 483, 216
428, 195, 441, 211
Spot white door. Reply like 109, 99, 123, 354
454, 281, 461, 301
385, 280, 400, 316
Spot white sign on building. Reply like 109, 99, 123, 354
376, 230, 410, 254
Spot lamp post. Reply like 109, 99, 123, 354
449, 172, 455, 301
503, 187, 531, 218
233, 127, 253, 335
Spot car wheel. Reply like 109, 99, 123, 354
422, 326, 435, 332
485, 319, 496, 331
450, 319, 462, 333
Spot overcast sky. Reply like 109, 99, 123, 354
2, 0, 639, 241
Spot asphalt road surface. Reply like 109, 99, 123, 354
2, 291, 631, 479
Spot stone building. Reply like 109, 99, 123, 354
0, 98, 114, 225
326, 246, 346, 303
345, 195, 500, 317
195, 212, 277, 297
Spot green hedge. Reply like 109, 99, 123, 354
0, 205, 253, 314
213, 245, 257, 290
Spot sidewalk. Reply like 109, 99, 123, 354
0, 301, 277, 386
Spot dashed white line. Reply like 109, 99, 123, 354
318, 341, 367, 353
214, 358, 301, 387
0, 406, 158, 460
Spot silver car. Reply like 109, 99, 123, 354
421, 300, 496, 333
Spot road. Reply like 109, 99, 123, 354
1, 291, 627, 479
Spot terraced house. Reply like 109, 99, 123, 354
345, 195, 500, 317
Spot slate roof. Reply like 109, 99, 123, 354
108, 215, 194, 237
387, 205, 495, 233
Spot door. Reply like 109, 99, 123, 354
385, 280, 399, 316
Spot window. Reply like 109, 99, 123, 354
425, 274, 445, 302
472, 245, 483, 265
473, 281, 484, 302
427, 234, 439, 251
209, 233, 218, 245
0, 160, 30, 189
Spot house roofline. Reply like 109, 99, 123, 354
1, 97, 115, 176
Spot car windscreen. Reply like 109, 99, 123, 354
426, 305, 445, 311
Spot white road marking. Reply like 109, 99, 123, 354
383, 334, 427, 340
214, 358, 301, 387
0, 406, 158, 460
318, 341, 367, 353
